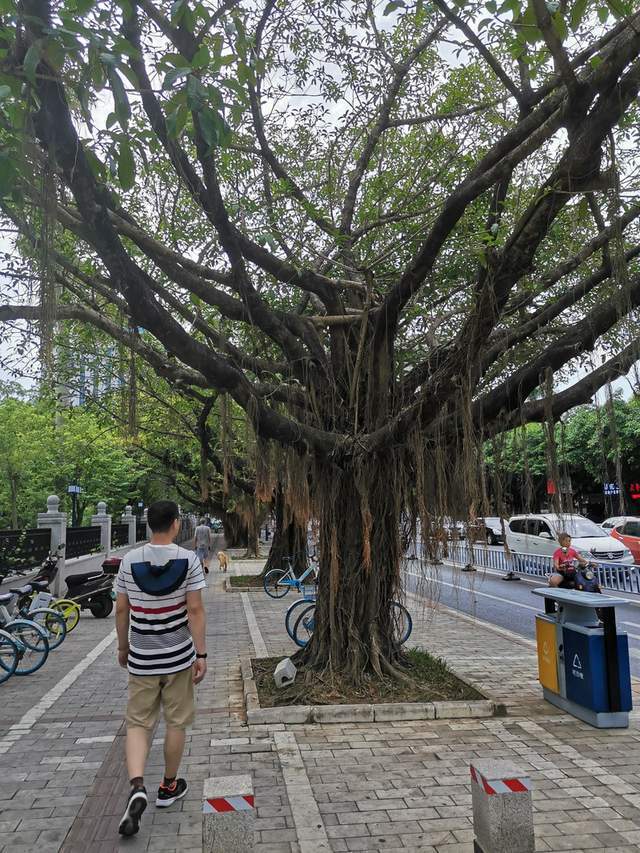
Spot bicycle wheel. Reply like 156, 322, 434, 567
285, 597, 315, 641
292, 603, 316, 648
52, 599, 81, 633
264, 569, 290, 599
5, 619, 50, 675
391, 601, 412, 645
29, 608, 67, 650
0, 630, 19, 684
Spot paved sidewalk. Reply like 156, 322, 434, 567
2, 555, 640, 851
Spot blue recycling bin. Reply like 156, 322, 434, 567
533, 588, 632, 728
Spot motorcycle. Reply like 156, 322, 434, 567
556, 559, 602, 594
27, 546, 115, 619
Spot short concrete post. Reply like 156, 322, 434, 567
470, 759, 534, 853
202, 775, 254, 852
91, 501, 112, 556
122, 505, 136, 547
37, 495, 67, 596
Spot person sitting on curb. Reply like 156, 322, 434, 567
548, 531, 588, 588
115, 500, 207, 837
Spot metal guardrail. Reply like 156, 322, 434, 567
0, 528, 52, 578
111, 523, 130, 549
66, 525, 102, 559
445, 543, 640, 595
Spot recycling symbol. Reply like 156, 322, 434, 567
572, 654, 582, 670
542, 641, 549, 655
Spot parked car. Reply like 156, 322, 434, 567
468, 517, 507, 546
602, 517, 640, 564
506, 513, 635, 565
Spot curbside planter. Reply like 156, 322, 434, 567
242, 659, 500, 724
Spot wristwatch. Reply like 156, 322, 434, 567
196, 652, 208, 659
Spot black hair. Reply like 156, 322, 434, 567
147, 500, 180, 533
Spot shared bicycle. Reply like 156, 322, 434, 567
264, 556, 318, 599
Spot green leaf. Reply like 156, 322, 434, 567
186, 74, 206, 110
198, 106, 221, 149
166, 102, 188, 138
108, 68, 130, 129
596, 4, 609, 21
163, 66, 190, 90
605, 0, 629, 15
76, 0, 95, 13
0, 84, 11, 100
570, 0, 588, 29
383, 0, 405, 13
117, 139, 135, 190
191, 45, 210, 67
551, 11, 568, 42
23, 42, 41, 84
0, 152, 16, 197
170, 0, 185, 23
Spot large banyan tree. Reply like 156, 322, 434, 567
1, 0, 639, 680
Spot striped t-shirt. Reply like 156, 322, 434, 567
116, 544, 206, 676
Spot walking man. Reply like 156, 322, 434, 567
194, 517, 213, 574
115, 500, 207, 837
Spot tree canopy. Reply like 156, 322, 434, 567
1, 0, 639, 678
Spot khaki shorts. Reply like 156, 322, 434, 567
126, 667, 195, 731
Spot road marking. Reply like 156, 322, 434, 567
274, 731, 330, 852
405, 570, 539, 612
622, 621, 640, 629
240, 592, 268, 658
0, 629, 116, 755
405, 590, 537, 651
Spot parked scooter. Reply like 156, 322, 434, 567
29, 546, 115, 618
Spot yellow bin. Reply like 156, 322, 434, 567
536, 616, 559, 694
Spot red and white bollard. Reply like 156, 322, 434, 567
470, 760, 534, 853
202, 775, 254, 852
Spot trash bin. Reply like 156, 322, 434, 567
532, 588, 632, 728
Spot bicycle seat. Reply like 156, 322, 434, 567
66, 571, 105, 587
9, 586, 32, 595
0, 593, 13, 604
30, 581, 50, 592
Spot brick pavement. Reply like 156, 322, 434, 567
2, 554, 640, 851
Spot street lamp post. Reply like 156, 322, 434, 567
67, 484, 82, 527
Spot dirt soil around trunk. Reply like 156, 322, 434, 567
252, 648, 484, 707
230, 574, 264, 588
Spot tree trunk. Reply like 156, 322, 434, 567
261, 484, 308, 578
296, 455, 404, 683
222, 511, 248, 548
243, 500, 260, 558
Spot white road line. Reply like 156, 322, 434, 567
0, 629, 116, 755
405, 570, 539, 612
274, 731, 330, 852
405, 591, 537, 651
240, 592, 268, 658
622, 621, 640, 629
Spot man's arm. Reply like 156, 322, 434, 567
115, 592, 130, 668
186, 589, 207, 684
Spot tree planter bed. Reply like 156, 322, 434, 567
241, 654, 504, 725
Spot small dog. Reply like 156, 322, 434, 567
217, 551, 229, 572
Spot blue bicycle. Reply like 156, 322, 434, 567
0, 629, 19, 684
289, 598, 413, 648
264, 557, 318, 599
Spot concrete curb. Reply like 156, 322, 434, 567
241, 657, 500, 725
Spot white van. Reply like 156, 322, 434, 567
506, 514, 634, 565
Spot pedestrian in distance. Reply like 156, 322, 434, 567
194, 517, 213, 574
115, 500, 207, 837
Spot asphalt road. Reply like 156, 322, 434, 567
402, 552, 640, 677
